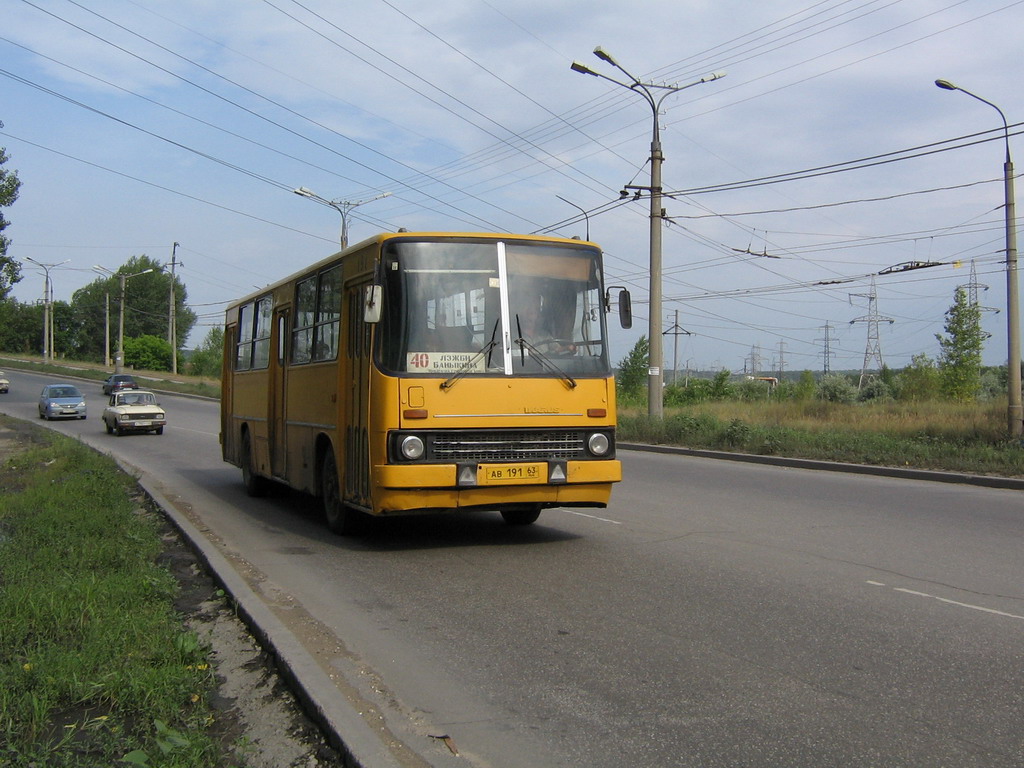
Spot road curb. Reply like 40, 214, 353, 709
135, 476, 404, 768
619, 442, 1024, 491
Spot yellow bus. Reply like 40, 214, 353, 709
221, 232, 630, 534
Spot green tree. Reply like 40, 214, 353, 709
0, 139, 23, 299
187, 327, 224, 378
124, 334, 173, 371
616, 335, 649, 404
936, 286, 984, 402
897, 353, 941, 401
73, 254, 197, 362
0, 298, 41, 353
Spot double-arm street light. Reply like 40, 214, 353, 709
936, 79, 1021, 438
24, 256, 69, 362
293, 187, 392, 250
94, 265, 154, 374
572, 48, 725, 418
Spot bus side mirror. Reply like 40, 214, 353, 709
606, 286, 632, 329
618, 290, 632, 329
364, 284, 383, 324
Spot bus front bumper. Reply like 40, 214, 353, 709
371, 459, 621, 515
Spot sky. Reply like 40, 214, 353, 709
2, 0, 1022, 376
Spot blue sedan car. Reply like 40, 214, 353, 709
38, 383, 87, 420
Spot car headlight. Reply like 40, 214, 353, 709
587, 432, 610, 456
400, 435, 425, 460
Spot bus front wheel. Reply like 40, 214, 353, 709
321, 449, 361, 535
500, 505, 542, 526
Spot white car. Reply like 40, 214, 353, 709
0, 370, 8, 394
102, 389, 166, 436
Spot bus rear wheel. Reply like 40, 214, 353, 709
321, 448, 361, 535
500, 505, 542, 526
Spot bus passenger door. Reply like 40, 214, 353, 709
343, 282, 371, 507
269, 308, 288, 479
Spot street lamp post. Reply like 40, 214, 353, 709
572, 48, 724, 418
936, 79, 1021, 438
24, 257, 69, 362
293, 187, 392, 250
94, 266, 154, 374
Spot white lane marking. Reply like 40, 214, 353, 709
892, 588, 1024, 621
172, 425, 218, 436
867, 581, 1024, 622
563, 510, 622, 525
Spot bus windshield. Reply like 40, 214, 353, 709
379, 238, 610, 377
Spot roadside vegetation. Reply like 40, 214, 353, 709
616, 327, 1023, 478
0, 418, 228, 767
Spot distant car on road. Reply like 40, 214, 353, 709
38, 383, 87, 420
0, 370, 9, 394
102, 374, 139, 395
102, 389, 166, 436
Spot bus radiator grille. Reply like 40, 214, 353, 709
430, 430, 585, 462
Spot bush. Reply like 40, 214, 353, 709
818, 374, 857, 403
124, 334, 173, 372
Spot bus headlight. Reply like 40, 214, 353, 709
587, 432, 610, 456
400, 435, 425, 460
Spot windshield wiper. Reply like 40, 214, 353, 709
440, 321, 501, 390
514, 315, 576, 388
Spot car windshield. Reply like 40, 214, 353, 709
118, 392, 155, 405
50, 386, 81, 399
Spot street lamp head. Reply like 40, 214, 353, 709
593, 46, 619, 67
935, 79, 958, 91
705, 71, 727, 83
293, 186, 315, 198
571, 61, 599, 76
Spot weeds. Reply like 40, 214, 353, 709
619, 399, 1024, 477
0, 425, 222, 767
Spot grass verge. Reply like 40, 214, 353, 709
618, 399, 1024, 478
0, 417, 224, 767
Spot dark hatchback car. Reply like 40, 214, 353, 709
102, 374, 139, 395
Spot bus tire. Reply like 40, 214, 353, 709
241, 431, 269, 497
500, 505, 542, 526
321, 448, 361, 535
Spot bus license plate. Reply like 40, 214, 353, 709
481, 463, 545, 485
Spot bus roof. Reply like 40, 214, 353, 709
226, 231, 600, 312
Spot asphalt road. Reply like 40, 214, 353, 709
3, 367, 1023, 767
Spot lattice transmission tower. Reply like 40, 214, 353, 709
850, 277, 893, 389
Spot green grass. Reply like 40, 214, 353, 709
0, 419, 224, 767
618, 399, 1024, 477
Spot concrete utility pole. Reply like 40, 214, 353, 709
168, 242, 180, 374
572, 49, 725, 419
936, 78, 1020, 438
850, 276, 894, 389
24, 257, 68, 362
94, 265, 154, 374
